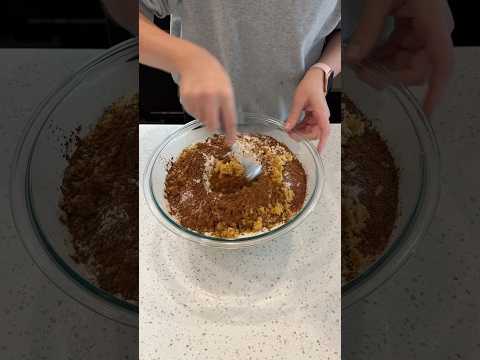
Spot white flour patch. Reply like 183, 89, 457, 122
99, 206, 129, 234
234, 135, 261, 162
202, 154, 216, 192
180, 190, 193, 203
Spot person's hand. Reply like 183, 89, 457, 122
177, 46, 237, 144
346, 0, 454, 115
284, 68, 330, 153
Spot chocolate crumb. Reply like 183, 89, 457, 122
165, 134, 307, 238
60, 95, 138, 301
342, 94, 399, 281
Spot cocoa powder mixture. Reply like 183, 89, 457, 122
342, 95, 399, 282
165, 134, 307, 238
60, 96, 138, 301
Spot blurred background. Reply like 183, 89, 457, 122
2, 0, 131, 47
2, 1, 475, 48
3, 1, 476, 124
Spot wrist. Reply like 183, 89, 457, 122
170, 40, 201, 75
310, 62, 334, 95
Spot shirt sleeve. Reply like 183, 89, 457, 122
140, 0, 171, 19
335, 19, 341, 30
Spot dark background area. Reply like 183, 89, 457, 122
2, 0, 131, 48
2, 1, 475, 48
3, 1, 475, 124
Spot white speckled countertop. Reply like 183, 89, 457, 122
139, 125, 341, 360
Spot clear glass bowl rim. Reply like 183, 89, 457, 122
10, 39, 139, 326
341, 61, 441, 308
143, 116, 325, 248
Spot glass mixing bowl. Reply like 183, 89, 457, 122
143, 115, 325, 249
341, 62, 441, 309
10, 39, 138, 326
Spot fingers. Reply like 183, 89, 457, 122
285, 94, 305, 131
285, 78, 330, 152
346, 0, 393, 62
220, 91, 237, 145
419, 3, 454, 115
288, 111, 330, 153
290, 119, 316, 139
390, 50, 430, 85
179, 95, 198, 122
180, 87, 238, 142
181, 93, 219, 131
346, 0, 454, 115
200, 97, 220, 132
423, 50, 453, 116
424, 33, 454, 116
317, 116, 330, 153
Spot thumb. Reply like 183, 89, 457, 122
346, 0, 393, 62
285, 94, 305, 131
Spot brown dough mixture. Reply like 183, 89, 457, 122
165, 134, 307, 238
60, 95, 138, 301
342, 95, 399, 282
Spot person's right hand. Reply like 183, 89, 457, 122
177, 46, 237, 145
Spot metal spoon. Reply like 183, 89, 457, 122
230, 142, 263, 181
219, 112, 262, 181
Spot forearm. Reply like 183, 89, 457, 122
139, 13, 203, 74
318, 31, 342, 76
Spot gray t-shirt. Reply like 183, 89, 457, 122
141, 0, 341, 120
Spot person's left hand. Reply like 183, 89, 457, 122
284, 68, 330, 153
346, 0, 454, 116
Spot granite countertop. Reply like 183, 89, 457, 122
139, 124, 341, 360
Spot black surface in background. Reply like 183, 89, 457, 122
3, 2, 476, 48
449, 0, 477, 46
2, 0, 131, 48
